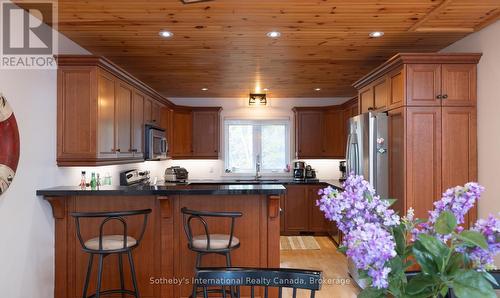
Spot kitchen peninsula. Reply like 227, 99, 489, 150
37, 183, 285, 298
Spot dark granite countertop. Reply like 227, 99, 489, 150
37, 183, 286, 197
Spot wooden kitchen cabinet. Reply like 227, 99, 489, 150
171, 109, 193, 158
359, 85, 374, 113
282, 184, 331, 235
57, 56, 172, 166
144, 98, 153, 123
192, 109, 220, 158
354, 53, 480, 226
131, 91, 145, 158
115, 81, 134, 158
294, 109, 324, 158
170, 107, 221, 159
323, 109, 344, 158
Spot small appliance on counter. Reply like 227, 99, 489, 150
339, 160, 347, 181
164, 166, 189, 182
293, 161, 317, 181
305, 165, 317, 179
119, 169, 150, 186
293, 161, 305, 180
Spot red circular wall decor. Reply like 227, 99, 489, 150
0, 94, 20, 195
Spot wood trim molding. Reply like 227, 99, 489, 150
46, 197, 67, 219
353, 53, 482, 90
268, 195, 280, 218
56, 55, 174, 108
158, 196, 173, 218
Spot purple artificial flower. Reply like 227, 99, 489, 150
468, 214, 500, 270
344, 223, 396, 289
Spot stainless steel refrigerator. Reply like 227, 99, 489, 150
345, 111, 389, 199
345, 111, 389, 288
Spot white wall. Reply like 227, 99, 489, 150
441, 21, 500, 265
441, 20, 500, 219
168, 97, 350, 180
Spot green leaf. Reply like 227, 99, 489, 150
482, 271, 499, 287
358, 287, 385, 298
412, 242, 438, 275
434, 211, 457, 235
457, 231, 489, 250
440, 286, 450, 297
337, 245, 347, 254
406, 274, 435, 295
445, 253, 463, 275
452, 269, 496, 298
393, 225, 407, 256
417, 234, 450, 271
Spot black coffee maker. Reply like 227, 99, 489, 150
339, 160, 347, 181
293, 161, 306, 180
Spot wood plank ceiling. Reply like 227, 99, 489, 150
50, 0, 500, 98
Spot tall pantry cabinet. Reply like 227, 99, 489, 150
353, 53, 481, 227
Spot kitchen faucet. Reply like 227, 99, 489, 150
255, 154, 262, 179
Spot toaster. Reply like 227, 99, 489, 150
164, 166, 189, 182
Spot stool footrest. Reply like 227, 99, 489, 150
87, 289, 137, 297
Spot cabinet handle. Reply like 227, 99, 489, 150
368, 107, 374, 111
442, 94, 448, 99
129, 149, 138, 152
436, 95, 443, 99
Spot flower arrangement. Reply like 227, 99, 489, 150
317, 174, 500, 298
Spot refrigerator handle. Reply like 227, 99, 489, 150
345, 133, 352, 174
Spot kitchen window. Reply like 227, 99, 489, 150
224, 119, 290, 175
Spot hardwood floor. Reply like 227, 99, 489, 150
280, 237, 360, 298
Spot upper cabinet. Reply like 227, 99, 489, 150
57, 56, 172, 166
353, 53, 481, 112
170, 107, 221, 159
294, 97, 357, 159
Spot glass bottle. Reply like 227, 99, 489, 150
80, 171, 87, 189
90, 172, 97, 190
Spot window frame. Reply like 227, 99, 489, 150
223, 118, 291, 177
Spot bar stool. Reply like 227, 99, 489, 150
181, 207, 242, 297
71, 209, 152, 298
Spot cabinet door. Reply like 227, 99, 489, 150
308, 185, 328, 232
373, 77, 388, 110
323, 109, 344, 158
171, 109, 193, 157
295, 111, 324, 158
406, 107, 442, 220
97, 71, 116, 157
387, 108, 405, 214
359, 86, 374, 113
160, 107, 174, 156
151, 101, 162, 124
115, 81, 133, 157
284, 185, 309, 232
406, 64, 441, 106
388, 69, 404, 108
441, 64, 476, 107
193, 110, 220, 158
131, 91, 144, 157
144, 98, 153, 124
442, 107, 477, 225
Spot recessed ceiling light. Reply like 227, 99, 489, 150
159, 30, 174, 38
263, 88, 269, 91
266, 31, 281, 38
314, 88, 321, 91
201, 88, 208, 91
369, 31, 384, 38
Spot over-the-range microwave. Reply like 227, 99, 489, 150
144, 124, 168, 160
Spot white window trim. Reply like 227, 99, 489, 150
223, 118, 291, 177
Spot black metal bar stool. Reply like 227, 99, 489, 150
71, 209, 152, 298
181, 207, 242, 297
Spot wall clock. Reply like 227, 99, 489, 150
0, 94, 20, 195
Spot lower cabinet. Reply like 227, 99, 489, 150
282, 184, 333, 235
